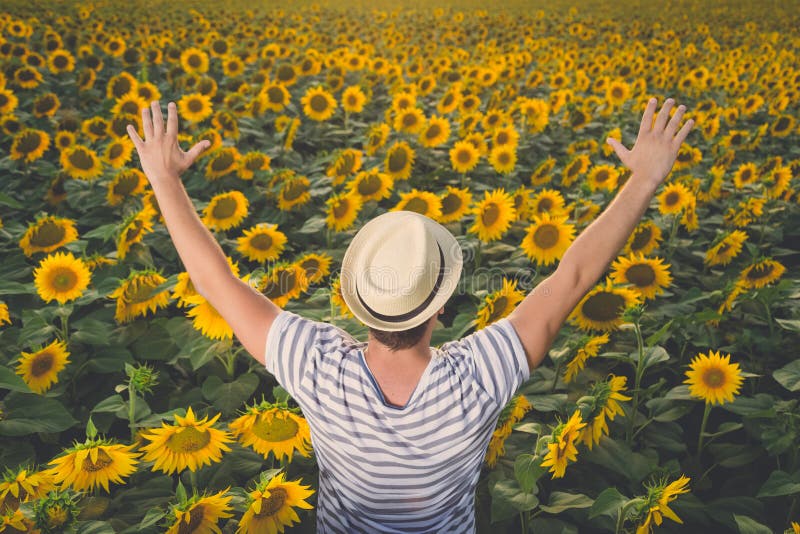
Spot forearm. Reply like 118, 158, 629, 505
149, 176, 235, 298
562, 174, 660, 291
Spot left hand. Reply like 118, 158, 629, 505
606, 97, 694, 187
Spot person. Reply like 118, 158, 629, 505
127, 97, 693, 533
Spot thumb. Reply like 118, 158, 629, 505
606, 137, 629, 165
185, 140, 211, 164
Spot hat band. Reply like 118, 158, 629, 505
355, 242, 445, 324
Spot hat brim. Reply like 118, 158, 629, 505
340, 212, 463, 332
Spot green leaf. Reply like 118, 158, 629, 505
527, 393, 567, 412
539, 491, 593, 514
70, 318, 111, 346
514, 454, 545, 494
138, 508, 166, 529
645, 319, 673, 345
273, 386, 290, 404
773, 359, 800, 392
756, 470, 800, 498
0, 394, 77, 436
630, 346, 669, 370
708, 443, 763, 468
589, 487, 627, 519
76, 521, 116, 534
583, 437, 653, 483
92, 395, 127, 417
0, 366, 32, 393
297, 216, 326, 234
733, 514, 772, 534
722, 394, 776, 418
202, 373, 259, 415
775, 318, 800, 332
0, 192, 23, 208
529, 518, 578, 534
490, 478, 539, 523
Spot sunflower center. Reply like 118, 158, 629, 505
496, 131, 509, 145
664, 191, 680, 206
309, 94, 329, 113
625, 264, 656, 287
108, 143, 124, 159
276, 65, 294, 82
594, 170, 609, 183
17, 131, 43, 154
187, 54, 202, 68
582, 291, 625, 322
481, 203, 500, 226
252, 413, 299, 442
387, 149, 408, 172
332, 198, 351, 219
51, 267, 79, 292
282, 181, 308, 201
68, 149, 94, 170
125, 219, 145, 242
263, 270, 296, 299
212, 197, 237, 219
30, 221, 67, 247
401, 112, 418, 128
187, 98, 203, 113
357, 174, 382, 195
533, 224, 559, 249
177, 505, 205, 534
497, 151, 511, 165
82, 448, 113, 472
425, 124, 441, 139
166, 426, 211, 453
717, 243, 731, 255
537, 198, 552, 213
456, 148, 472, 164
254, 488, 288, 517
404, 197, 429, 214
210, 152, 234, 172
702, 368, 724, 388
125, 280, 159, 303
267, 86, 285, 103
46, 506, 68, 528
300, 258, 320, 279
488, 296, 508, 323
31, 351, 54, 377
746, 263, 774, 280
441, 193, 462, 215
775, 117, 790, 131
630, 226, 653, 251
250, 233, 273, 251
611, 87, 624, 99
113, 173, 140, 196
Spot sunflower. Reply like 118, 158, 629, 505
569, 278, 641, 331
684, 350, 743, 405
178, 93, 213, 123
236, 472, 315, 534
587, 164, 620, 192
419, 115, 451, 148
229, 403, 313, 462
180, 47, 209, 74
491, 125, 520, 149
202, 191, 249, 231
117, 208, 155, 260
277, 175, 312, 211
738, 258, 786, 290
238, 151, 271, 180
10, 128, 50, 163
19, 216, 79, 257
438, 185, 472, 224
166, 489, 233, 534
605, 79, 630, 107
237, 223, 287, 263
578, 375, 631, 450
392, 189, 442, 220
704, 230, 748, 266
14, 66, 43, 89
172, 272, 203, 308
32, 92, 60, 118
521, 213, 575, 265
326, 149, 363, 185
61, 145, 103, 180
296, 252, 333, 284
657, 182, 693, 215
0, 87, 18, 115
103, 138, 134, 168
301, 86, 336, 121
109, 271, 171, 324
625, 220, 663, 255
260, 264, 309, 308
485, 395, 532, 468
187, 297, 233, 340
47, 439, 139, 493
635, 475, 691, 534
107, 169, 146, 206
111, 93, 148, 117
205, 147, 240, 180
0, 467, 54, 512
341, 85, 367, 113
140, 407, 233, 475
82, 116, 110, 142
0, 302, 9, 327
610, 253, 672, 300
384, 141, 415, 180
261, 82, 291, 112
530, 188, 567, 218
530, 157, 557, 186
33, 252, 91, 304
769, 114, 795, 138
348, 169, 394, 202
540, 409, 585, 479
674, 145, 702, 171
476, 278, 526, 330
468, 188, 517, 242
732, 162, 759, 189
330, 276, 353, 318
365, 123, 390, 155
393, 107, 426, 134
16, 339, 70, 394
450, 140, 480, 174
563, 333, 610, 384
488, 145, 517, 175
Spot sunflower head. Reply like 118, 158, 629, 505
684, 350, 744, 405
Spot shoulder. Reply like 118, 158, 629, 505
268, 310, 357, 351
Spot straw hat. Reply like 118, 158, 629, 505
340, 211, 463, 331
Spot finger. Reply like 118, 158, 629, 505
166, 101, 178, 139
141, 106, 153, 140
654, 97, 675, 132
666, 104, 686, 135
673, 118, 695, 146
151, 100, 164, 139
184, 140, 212, 165
126, 124, 144, 150
606, 137, 630, 165
638, 97, 657, 135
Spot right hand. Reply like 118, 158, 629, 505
127, 100, 211, 185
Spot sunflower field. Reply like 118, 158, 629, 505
0, 0, 799, 532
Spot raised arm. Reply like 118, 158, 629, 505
127, 100, 281, 364
508, 98, 694, 372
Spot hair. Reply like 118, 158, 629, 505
369, 316, 433, 351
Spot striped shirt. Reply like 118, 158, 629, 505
264, 310, 531, 533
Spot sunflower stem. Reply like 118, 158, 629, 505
550, 360, 562, 393
520, 510, 529, 534
128, 379, 137, 442
626, 318, 646, 446
59, 309, 70, 344
665, 213, 680, 262
475, 240, 483, 269
614, 498, 644, 534
189, 469, 198, 495
697, 402, 712, 456
760, 296, 775, 337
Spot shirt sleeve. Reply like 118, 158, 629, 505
440, 317, 531, 410
263, 309, 325, 404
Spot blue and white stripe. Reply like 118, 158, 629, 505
265, 310, 530, 533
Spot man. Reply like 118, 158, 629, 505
127, 97, 692, 533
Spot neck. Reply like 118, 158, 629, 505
365, 342, 432, 365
